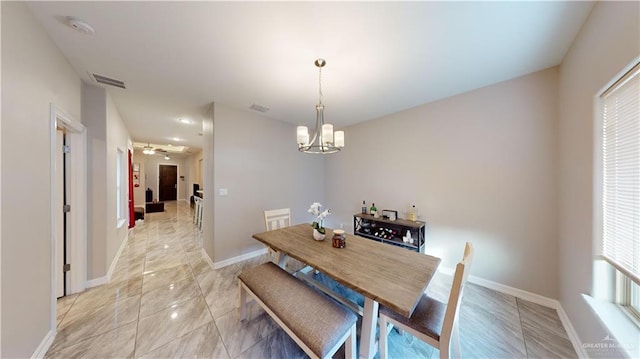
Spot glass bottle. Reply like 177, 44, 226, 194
408, 205, 417, 221
361, 200, 367, 214
370, 203, 377, 217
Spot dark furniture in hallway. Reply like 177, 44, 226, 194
146, 202, 164, 213
134, 207, 145, 220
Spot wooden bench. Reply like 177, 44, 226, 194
238, 262, 357, 359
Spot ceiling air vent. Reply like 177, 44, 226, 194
92, 73, 126, 89
249, 104, 270, 113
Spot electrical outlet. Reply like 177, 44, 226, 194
219, 188, 228, 196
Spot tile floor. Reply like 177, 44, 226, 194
47, 201, 577, 358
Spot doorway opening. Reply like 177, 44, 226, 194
55, 127, 68, 298
158, 164, 178, 201
50, 104, 87, 331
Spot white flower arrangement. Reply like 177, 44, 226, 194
308, 202, 331, 234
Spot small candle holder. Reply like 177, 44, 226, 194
332, 229, 346, 248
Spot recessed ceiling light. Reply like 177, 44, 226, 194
167, 144, 172, 147
179, 118, 192, 124
172, 137, 182, 142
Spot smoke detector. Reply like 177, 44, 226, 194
66, 17, 95, 35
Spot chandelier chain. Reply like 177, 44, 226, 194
318, 65, 323, 105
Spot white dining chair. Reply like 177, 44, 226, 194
263, 208, 291, 262
264, 208, 291, 231
379, 242, 474, 359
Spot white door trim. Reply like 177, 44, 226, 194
49, 104, 87, 332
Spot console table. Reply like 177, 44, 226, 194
353, 213, 426, 253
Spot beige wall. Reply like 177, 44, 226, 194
105, 94, 131, 270
83, 84, 108, 279
211, 104, 325, 262
1, 2, 81, 357
132, 150, 146, 206
202, 104, 215, 258
557, 0, 640, 348
186, 149, 203, 200
326, 68, 560, 298
83, 84, 131, 280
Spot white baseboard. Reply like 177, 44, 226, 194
438, 266, 584, 356
470, 274, 558, 308
106, 231, 129, 282
86, 232, 129, 288
201, 248, 215, 270
31, 329, 55, 359
556, 304, 588, 358
212, 248, 268, 269
438, 266, 557, 308
86, 275, 108, 288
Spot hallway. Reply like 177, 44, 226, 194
48, 201, 281, 358
46, 201, 577, 358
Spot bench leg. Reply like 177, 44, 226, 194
379, 315, 388, 359
346, 324, 356, 359
238, 281, 247, 321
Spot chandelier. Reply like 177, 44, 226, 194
296, 59, 344, 154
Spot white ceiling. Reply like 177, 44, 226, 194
27, 1, 594, 151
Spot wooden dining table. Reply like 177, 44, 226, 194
252, 223, 441, 359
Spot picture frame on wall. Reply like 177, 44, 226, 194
133, 162, 141, 187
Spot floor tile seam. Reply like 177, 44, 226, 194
64, 295, 142, 320
186, 236, 234, 359
132, 219, 154, 358
515, 297, 532, 359
138, 289, 202, 319
57, 295, 79, 329
177, 215, 214, 299
132, 286, 145, 358
519, 314, 571, 340
236, 332, 273, 359
134, 319, 215, 358
49, 316, 139, 355
519, 319, 573, 344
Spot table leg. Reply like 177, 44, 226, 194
275, 251, 287, 269
359, 297, 379, 359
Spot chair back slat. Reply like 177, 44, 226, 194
441, 242, 474, 346
264, 208, 291, 231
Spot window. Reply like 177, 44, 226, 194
116, 148, 124, 224
599, 61, 640, 318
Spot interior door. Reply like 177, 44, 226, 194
159, 164, 177, 201
55, 129, 66, 298
128, 150, 135, 228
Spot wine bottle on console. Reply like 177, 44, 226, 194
362, 201, 367, 214
370, 203, 377, 217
